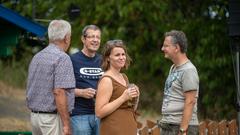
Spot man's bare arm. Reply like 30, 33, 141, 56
54, 88, 71, 135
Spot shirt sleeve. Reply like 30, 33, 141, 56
182, 68, 199, 92
54, 55, 76, 89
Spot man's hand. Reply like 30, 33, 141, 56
75, 88, 96, 99
63, 125, 72, 135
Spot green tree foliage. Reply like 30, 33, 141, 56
1, 0, 236, 120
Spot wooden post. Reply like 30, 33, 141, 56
229, 119, 237, 135
218, 120, 227, 135
207, 121, 218, 135
199, 121, 207, 135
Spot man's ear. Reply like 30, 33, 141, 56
64, 34, 70, 44
81, 36, 85, 43
175, 44, 181, 52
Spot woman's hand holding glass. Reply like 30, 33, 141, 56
127, 83, 139, 107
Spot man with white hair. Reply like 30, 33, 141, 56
26, 19, 75, 135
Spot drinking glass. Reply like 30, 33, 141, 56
127, 83, 137, 107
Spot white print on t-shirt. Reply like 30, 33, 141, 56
80, 67, 103, 76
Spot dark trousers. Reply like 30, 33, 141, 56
160, 123, 199, 135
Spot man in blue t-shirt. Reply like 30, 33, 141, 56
70, 25, 103, 135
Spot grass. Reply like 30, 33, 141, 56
0, 81, 30, 131
0, 117, 31, 131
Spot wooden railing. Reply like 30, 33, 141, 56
137, 119, 238, 135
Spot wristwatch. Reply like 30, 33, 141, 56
179, 128, 187, 134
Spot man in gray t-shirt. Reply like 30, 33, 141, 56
160, 30, 199, 135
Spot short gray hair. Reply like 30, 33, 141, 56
82, 25, 101, 37
164, 30, 188, 53
48, 20, 71, 41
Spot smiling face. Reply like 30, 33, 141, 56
109, 47, 126, 70
82, 29, 101, 54
161, 36, 178, 59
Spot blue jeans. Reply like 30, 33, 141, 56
71, 114, 99, 135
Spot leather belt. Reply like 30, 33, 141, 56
31, 110, 57, 114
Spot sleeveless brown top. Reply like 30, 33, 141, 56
99, 74, 137, 135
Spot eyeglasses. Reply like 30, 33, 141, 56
162, 44, 176, 48
84, 35, 100, 40
107, 40, 124, 46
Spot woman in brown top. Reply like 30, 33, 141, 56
95, 40, 140, 135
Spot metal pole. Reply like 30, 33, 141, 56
236, 45, 240, 135
230, 37, 240, 135
32, 0, 35, 19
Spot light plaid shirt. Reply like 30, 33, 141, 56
26, 44, 75, 112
